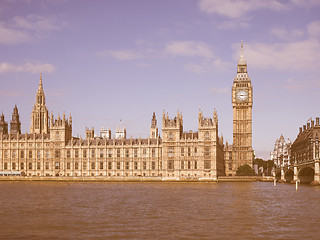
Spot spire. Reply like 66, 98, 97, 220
237, 40, 247, 73
39, 73, 43, 91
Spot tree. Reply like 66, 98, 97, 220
236, 164, 256, 176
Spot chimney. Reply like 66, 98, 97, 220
307, 123, 310, 129
316, 117, 319, 125
303, 125, 306, 131
311, 120, 315, 127
299, 127, 302, 133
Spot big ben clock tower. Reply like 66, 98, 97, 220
231, 41, 253, 175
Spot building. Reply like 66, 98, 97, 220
229, 41, 254, 176
291, 118, 320, 165
270, 135, 291, 168
0, 42, 254, 179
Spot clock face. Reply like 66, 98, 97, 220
236, 90, 248, 101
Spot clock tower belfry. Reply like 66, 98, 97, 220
231, 41, 253, 175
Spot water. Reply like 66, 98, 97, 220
0, 182, 319, 240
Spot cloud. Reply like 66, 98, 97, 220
198, 0, 288, 18
0, 14, 65, 45
211, 87, 229, 94
284, 78, 308, 92
216, 20, 250, 30
270, 27, 304, 40
96, 49, 143, 60
235, 39, 320, 70
164, 41, 213, 58
0, 61, 55, 74
307, 21, 320, 37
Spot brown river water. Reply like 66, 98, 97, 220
0, 181, 319, 240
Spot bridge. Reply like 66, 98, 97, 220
275, 159, 319, 184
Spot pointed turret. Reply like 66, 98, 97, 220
10, 105, 21, 134
0, 112, 8, 135
30, 73, 49, 134
237, 40, 248, 74
150, 112, 158, 139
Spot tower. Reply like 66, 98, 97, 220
0, 113, 8, 135
10, 105, 21, 134
50, 112, 72, 144
231, 41, 254, 174
150, 112, 158, 139
30, 73, 49, 134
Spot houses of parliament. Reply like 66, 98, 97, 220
0, 43, 253, 179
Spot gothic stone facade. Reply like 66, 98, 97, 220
0, 76, 225, 179
0, 42, 252, 178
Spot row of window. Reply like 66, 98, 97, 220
0, 148, 160, 159
2, 160, 212, 171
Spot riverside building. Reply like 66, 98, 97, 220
0, 43, 253, 179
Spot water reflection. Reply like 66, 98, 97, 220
0, 182, 319, 239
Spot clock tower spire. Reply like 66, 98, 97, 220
229, 41, 254, 176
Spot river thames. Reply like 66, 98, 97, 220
0, 181, 319, 239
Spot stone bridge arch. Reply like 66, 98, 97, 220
298, 166, 315, 183
284, 169, 294, 182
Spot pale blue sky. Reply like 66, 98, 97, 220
1, 0, 320, 159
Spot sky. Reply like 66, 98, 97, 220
1, 0, 320, 160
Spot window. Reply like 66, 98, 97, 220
143, 148, 147, 157
37, 162, 41, 170
168, 160, 174, 170
28, 162, 32, 170
134, 161, 138, 170
91, 149, 95, 158
117, 162, 121, 170
205, 132, 210, 139
108, 162, 112, 170
4, 150, 8, 159
4, 162, 7, 170
188, 147, 191, 157
181, 148, 184, 157
194, 147, 198, 157
100, 149, 104, 158
55, 162, 60, 170
12, 162, 16, 170
168, 147, 174, 157
45, 162, 50, 170
188, 161, 191, 169
55, 150, 60, 159
168, 132, 173, 140
20, 150, 24, 159
117, 149, 121, 158
12, 150, 16, 159
91, 162, 95, 170
204, 147, 210, 157
20, 162, 24, 170
143, 161, 147, 170
37, 150, 41, 159
75, 162, 79, 170
75, 149, 79, 158
83, 149, 87, 158
181, 161, 184, 169
108, 149, 112, 158
67, 150, 71, 158
67, 162, 71, 170
134, 148, 138, 158
152, 148, 156, 158
194, 161, 197, 170
204, 160, 211, 169
152, 161, 156, 170
28, 150, 32, 159
83, 162, 87, 170
45, 150, 50, 159
100, 162, 104, 170
125, 161, 129, 170
125, 149, 129, 158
